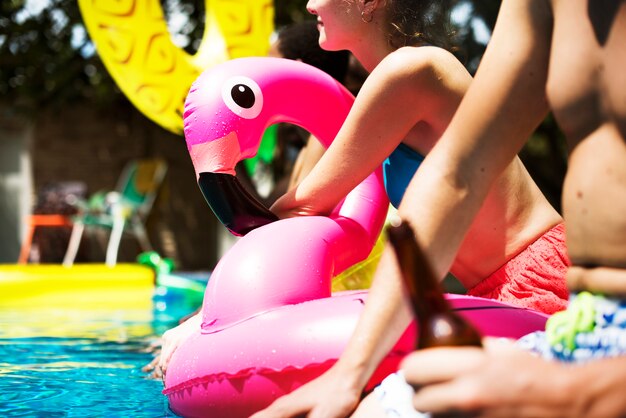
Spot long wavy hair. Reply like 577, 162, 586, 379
384, 0, 456, 51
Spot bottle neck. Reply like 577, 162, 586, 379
388, 221, 451, 315
387, 220, 483, 349
412, 289, 450, 320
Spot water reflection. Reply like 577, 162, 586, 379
0, 296, 193, 416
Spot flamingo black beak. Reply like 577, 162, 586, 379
198, 172, 279, 236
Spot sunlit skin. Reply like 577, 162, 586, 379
389, 0, 626, 417
251, 0, 565, 417
271, 0, 561, 291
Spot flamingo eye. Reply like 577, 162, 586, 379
222, 76, 263, 119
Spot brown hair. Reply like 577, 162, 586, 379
385, 0, 456, 51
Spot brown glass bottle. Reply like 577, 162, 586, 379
387, 221, 482, 349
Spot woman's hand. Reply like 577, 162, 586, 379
270, 188, 327, 219
141, 339, 164, 379
250, 362, 363, 418
157, 313, 202, 375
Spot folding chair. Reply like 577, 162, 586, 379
18, 215, 73, 264
18, 181, 87, 264
63, 158, 168, 267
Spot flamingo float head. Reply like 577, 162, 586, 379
183, 57, 355, 235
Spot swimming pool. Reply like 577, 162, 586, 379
0, 270, 204, 417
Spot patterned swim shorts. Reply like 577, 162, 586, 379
518, 291, 626, 362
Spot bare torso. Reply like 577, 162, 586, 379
398, 51, 562, 289
547, 0, 626, 290
375, 46, 565, 289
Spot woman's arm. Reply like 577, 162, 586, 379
270, 47, 471, 218
251, 245, 414, 418
397, 0, 554, 278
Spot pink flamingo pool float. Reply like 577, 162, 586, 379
163, 57, 549, 417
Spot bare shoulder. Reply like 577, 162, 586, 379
382, 46, 462, 69
378, 46, 468, 80
374, 47, 471, 99
364, 46, 471, 125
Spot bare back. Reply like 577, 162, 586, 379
547, 0, 626, 273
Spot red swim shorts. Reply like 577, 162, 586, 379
466, 223, 570, 315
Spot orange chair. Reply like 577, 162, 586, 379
18, 214, 73, 264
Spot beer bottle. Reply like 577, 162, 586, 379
387, 220, 482, 349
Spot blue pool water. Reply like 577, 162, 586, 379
1, 337, 171, 417
0, 279, 204, 417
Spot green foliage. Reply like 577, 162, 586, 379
274, 0, 311, 27
0, 0, 500, 113
0, 0, 120, 112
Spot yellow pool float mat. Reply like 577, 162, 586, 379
0, 263, 154, 309
78, 0, 274, 134
0, 264, 156, 339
